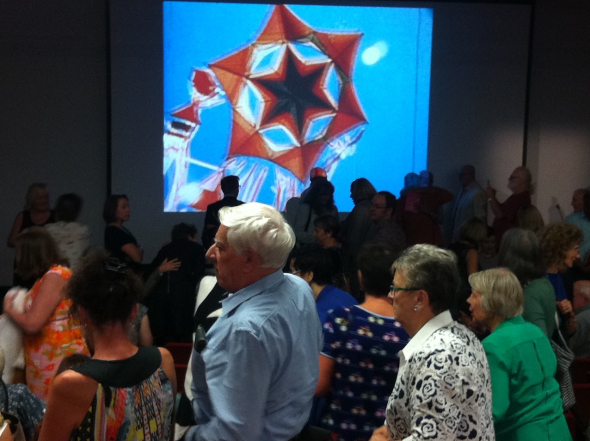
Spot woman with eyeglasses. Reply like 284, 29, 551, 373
467, 268, 571, 441
370, 244, 494, 441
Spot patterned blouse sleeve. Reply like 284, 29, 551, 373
320, 307, 350, 359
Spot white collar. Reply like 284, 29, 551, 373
399, 310, 453, 365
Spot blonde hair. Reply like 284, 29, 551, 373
469, 268, 523, 319
25, 183, 48, 210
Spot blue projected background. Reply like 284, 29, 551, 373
163, 2, 432, 212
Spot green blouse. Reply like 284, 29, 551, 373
522, 277, 557, 338
483, 316, 570, 441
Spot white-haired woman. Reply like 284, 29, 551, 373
371, 244, 494, 441
468, 268, 570, 441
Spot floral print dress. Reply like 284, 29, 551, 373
24, 265, 89, 401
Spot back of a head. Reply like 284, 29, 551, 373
171, 222, 197, 241
103, 194, 127, 223
66, 252, 142, 327
498, 228, 545, 286
313, 215, 341, 240
403, 173, 419, 189
292, 245, 337, 286
468, 268, 524, 319
459, 217, 487, 247
351, 178, 376, 203
220, 175, 240, 196
55, 193, 83, 222
219, 202, 295, 269
303, 179, 335, 209
517, 205, 544, 237
393, 244, 459, 315
419, 170, 433, 187
515, 166, 533, 192
358, 243, 398, 297
15, 226, 66, 283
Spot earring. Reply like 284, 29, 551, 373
414, 305, 419, 311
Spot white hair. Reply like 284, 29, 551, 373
469, 268, 524, 319
219, 202, 295, 269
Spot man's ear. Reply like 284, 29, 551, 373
242, 248, 260, 273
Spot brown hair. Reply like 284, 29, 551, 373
541, 222, 583, 271
15, 227, 68, 283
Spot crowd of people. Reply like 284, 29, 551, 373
0, 166, 588, 441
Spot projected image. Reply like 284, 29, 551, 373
163, 2, 432, 212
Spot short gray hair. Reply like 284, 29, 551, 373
468, 268, 523, 319
392, 244, 459, 315
219, 202, 295, 269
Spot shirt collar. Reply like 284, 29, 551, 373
220, 270, 285, 317
400, 310, 453, 364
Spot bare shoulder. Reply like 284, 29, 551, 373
52, 369, 97, 401
158, 346, 175, 365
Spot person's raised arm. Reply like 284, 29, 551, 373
4, 273, 65, 334
485, 182, 503, 218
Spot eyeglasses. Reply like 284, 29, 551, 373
371, 204, 387, 210
389, 284, 421, 299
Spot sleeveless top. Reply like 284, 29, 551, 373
24, 265, 89, 401
20, 209, 55, 231
69, 346, 175, 441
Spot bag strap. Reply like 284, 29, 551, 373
0, 378, 7, 413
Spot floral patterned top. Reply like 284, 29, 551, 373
23, 265, 89, 402
320, 305, 410, 441
385, 311, 495, 441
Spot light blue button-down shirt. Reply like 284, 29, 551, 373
566, 211, 590, 261
186, 270, 322, 441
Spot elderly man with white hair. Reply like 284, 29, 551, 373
184, 202, 322, 441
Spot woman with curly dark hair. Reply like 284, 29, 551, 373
38, 252, 176, 441
541, 222, 583, 336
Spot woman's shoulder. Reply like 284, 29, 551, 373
420, 322, 485, 359
46, 265, 72, 280
52, 368, 98, 402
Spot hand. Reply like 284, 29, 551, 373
370, 425, 390, 441
158, 258, 181, 273
557, 299, 573, 316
